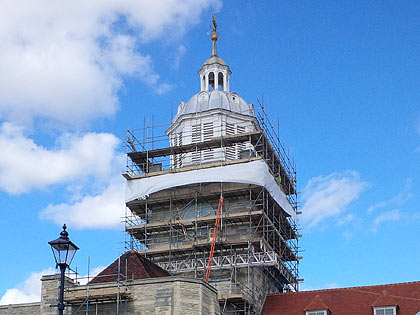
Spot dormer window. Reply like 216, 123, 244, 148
373, 306, 397, 315
306, 311, 327, 315
231, 94, 239, 104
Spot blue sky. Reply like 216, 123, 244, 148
1, 0, 420, 303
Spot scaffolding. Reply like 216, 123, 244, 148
123, 103, 300, 314
61, 261, 131, 315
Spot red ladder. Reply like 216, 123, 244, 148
205, 195, 224, 283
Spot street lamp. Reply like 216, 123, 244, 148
48, 224, 79, 315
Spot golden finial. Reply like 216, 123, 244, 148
210, 15, 218, 56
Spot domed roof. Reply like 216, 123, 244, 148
172, 89, 254, 123
203, 55, 227, 67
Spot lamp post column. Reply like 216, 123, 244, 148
48, 224, 79, 315
58, 264, 66, 315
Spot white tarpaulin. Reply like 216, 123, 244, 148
126, 159, 296, 220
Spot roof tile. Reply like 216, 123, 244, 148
262, 281, 420, 315
304, 294, 329, 311
89, 250, 169, 284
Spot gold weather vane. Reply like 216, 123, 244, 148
209, 15, 219, 56
212, 14, 218, 33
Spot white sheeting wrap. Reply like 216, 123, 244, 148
126, 159, 296, 220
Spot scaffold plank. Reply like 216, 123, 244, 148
126, 210, 264, 233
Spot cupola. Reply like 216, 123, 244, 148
198, 16, 231, 92
166, 16, 257, 167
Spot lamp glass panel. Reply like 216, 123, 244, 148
66, 249, 77, 266
51, 246, 60, 264
51, 243, 70, 265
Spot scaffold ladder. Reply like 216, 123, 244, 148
205, 195, 224, 283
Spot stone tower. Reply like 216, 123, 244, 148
124, 18, 300, 315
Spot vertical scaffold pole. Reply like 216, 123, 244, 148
86, 256, 90, 315
116, 255, 121, 315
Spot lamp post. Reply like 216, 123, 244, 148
48, 224, 79, 315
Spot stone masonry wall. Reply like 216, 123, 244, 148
0, 276, 220, 315
0, 302, 40, 315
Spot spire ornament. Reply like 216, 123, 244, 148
210, 14, 218, 56
212, 15, 218, 33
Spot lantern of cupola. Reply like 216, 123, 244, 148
198, 30, 231, 92
166, 16, 257, 167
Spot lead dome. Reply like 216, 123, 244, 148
172, 90, 254, 123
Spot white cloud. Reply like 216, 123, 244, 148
372, 210, 401, 232
326, 282, 339, 289
72, 266, 107, 285
301, 171, 368, 228
299, 281, 340, 291
172, 45, 187, 70
0, 265, 107, 305
336, 213, 355, 226
90, 266, 107, 278
299, 283, 317, 291
367, 178, 412, 213
0, 0, 221, 126
40, 178, 125, 229
154, 83, 174, 95
0, 268, 54, 305
0, 122, 126, 230
0, 123, 120, 194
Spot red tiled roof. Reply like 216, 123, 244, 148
262, 281, 420, 315
371, 290, 399, 308
304, 294, 329, 311
89, 250, 169, 284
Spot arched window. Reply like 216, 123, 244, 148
181, 202, 215, 219
208, 72, 215, 90
218, 72, 224, 90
